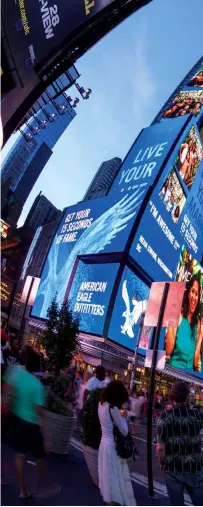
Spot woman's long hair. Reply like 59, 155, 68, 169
182, 274, 201, 331
100, 380, 128, 409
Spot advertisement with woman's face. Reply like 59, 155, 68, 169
165, 248, 203, 375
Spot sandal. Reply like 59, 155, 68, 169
19, 492, 33, 500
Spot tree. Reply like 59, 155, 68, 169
42, 296, 79, 374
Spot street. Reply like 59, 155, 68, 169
2, 440, 170, 507
2, 428, 193, 507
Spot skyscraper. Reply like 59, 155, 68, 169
1, 99, 76, 196
83, 157, 122, 200
24, 192, 62, 233
1, 67, 78, 228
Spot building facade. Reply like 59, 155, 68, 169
8, 221, 59, 335
1, 67, 77, 229
24, 192, 62, 233
17, 59, 203, 388
83, 157, 122, 200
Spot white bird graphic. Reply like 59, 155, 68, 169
121, 280, 148, 338
33, 188, 146, 319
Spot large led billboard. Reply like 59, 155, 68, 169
158, 248, 203, 377
108, 116, 188, 203
2, 0, 115, 83
158, 62, 203, 123
32, 118, 187, 320
131, 120, 203, 281
68, 261, 119, 336
108, 267, 150, 351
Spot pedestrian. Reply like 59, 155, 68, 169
128, 392, 143, 435
98, 380, 136, 506
83, 365, 105, 405
141, 392, 148, 423
76, 371, 91, 431
3, 335, 20, 372
156, 381, 203, 506
2, 346, 50, 499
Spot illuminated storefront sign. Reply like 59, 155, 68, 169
0, 275, 14, 308
0, 219, 10, 239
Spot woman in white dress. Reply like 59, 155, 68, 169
98, 380, 136, 506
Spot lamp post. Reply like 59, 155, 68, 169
75, 83, 92, 100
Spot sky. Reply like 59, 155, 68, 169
2, 0, 203, 227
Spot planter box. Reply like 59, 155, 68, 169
46, 410, 76, 454
83, 445, 99, 487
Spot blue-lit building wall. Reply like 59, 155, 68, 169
32, 58, 203, 382
1, 100, 76, 197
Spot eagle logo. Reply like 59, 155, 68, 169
121, 280, 148, 338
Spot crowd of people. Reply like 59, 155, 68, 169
1, 329, 203, 506
162, 96, 202, 119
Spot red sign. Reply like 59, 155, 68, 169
144, 281, 185, 328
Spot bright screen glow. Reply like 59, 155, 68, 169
68, 261, 119, 336
108, 267, 150, 351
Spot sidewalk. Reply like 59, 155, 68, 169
2, 442, 170, 506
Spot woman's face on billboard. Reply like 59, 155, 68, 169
188, 280, 199, 315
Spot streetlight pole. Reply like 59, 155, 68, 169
130, 313, 145, 393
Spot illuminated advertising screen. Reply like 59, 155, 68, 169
68, 261, 119, 336
109, 116, 188, 203
181, 160, 203, 261
159, 168, 186, 224
108, 267, 150, 351
175, 125, 203, 190
161, 90, 203, 121
131, 121, 203, 281
187, 68, 203, 89
157, 249, 203, 378
32, 198, 108, 319
2, 0, 115, 81
32, 119, 186, 320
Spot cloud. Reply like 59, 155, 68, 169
132, 39, 156, 102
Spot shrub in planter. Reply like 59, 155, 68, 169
81, 388, 103, 486
46, 391, 76, 454
46, 391, 73, 417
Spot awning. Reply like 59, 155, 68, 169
73, 355, 83, 362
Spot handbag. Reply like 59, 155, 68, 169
109, 406, 138, 460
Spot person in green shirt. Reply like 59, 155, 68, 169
166, 274, 203, 371
3, 346, 49, 499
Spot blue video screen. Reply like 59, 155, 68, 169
32, 118, 185, 321
131, 121, 203, 281
109, 116, 188, 202
159, 247, 203, 379
108, 267, 150, 351
68, 261, 119, 336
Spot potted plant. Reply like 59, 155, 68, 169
42, 298, 79, 454
81, 388, 103, 486
46, 390, 76, 454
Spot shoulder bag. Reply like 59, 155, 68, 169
109, 406, 138, 460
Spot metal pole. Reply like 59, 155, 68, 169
147, 282, 169, 498
18, 277, 35, 346
130, 313, 145, 392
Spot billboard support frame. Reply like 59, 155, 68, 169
147, 282, 169, 498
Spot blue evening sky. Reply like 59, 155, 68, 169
2, 0, 203, 226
